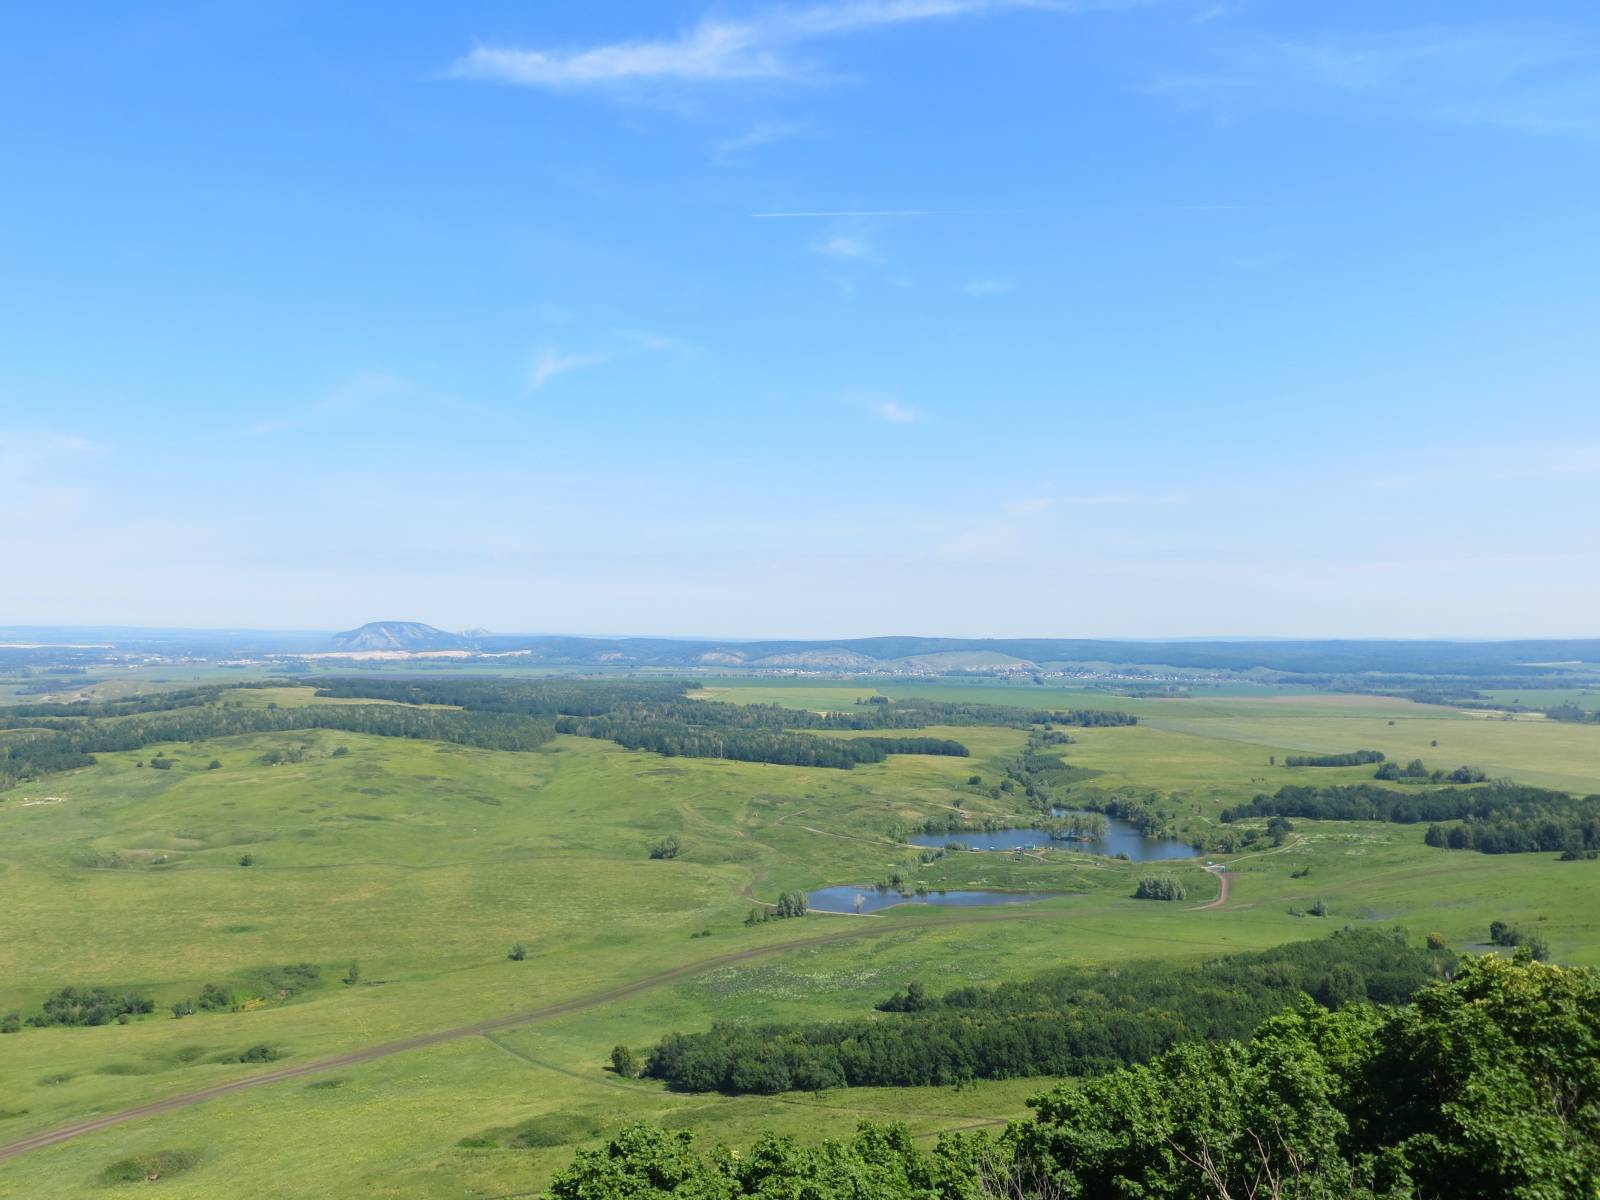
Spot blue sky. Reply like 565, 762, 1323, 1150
3, 0, 1598, 637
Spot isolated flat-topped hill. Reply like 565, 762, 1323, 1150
328, 621, 468, 652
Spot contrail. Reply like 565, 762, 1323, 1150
752, 210, 940, 218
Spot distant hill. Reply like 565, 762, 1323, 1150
302, 627, 1600, 678
23, 620, 1594, 682
328, 621, 468, 652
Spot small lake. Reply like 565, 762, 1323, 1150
807, 885, 1061, 914
907, 811, 1200, 861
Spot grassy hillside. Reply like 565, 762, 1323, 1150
1, 683, 1597, 1197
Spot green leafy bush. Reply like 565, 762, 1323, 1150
99, 1149, 202, 1184
26, 986, 153, 1028
1133, 875, 1186, 901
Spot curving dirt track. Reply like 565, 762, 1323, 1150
0, 908, 1056, 1164
1191, 865, 1232, 910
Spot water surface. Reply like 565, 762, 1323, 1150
907, 811, 1199, 861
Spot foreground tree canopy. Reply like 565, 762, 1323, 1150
545, 953, 1600, 1200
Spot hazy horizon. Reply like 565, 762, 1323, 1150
3, 621, 1597, 646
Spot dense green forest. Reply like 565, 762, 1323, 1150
1, 678, 1133, 784
643, 929, 1449, 1093
0, 703, 554, 790
312, 677, 1136, 732
310, 678, 1131, 770
311, 677, 688, 716
1224, 782, 1600, 855
552, 718, 969, 768
1545, 701, 1600, 724
554, 954, 1597, 1200
1425, 812, 1600, 855
2, 682, 277, 719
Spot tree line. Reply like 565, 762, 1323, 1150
3, 680, 279, 720
643, 928, 1449, 1093
1226, 781, 1600, 857
546, 953, 1598, 1200
1223, 780, 1584, 824
1, 702, 554, 789
313, 679, 1019, 769
312, 678, 1136, 733
1544, 702, 1600, 724
5, 677, 1131, 783
304, 679, 1137, 769
1426, 810, 1600, 855
311, 676, 688, 716
1375, 758, 1487, 783
553, 718, 970, 769
1285, 749, 1385, 767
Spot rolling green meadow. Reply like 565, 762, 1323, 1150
3, 680, 1599, 1196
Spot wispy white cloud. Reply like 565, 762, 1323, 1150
755, 209, 938, 218
1005, 496, 1054, 515
873, 399, 921, 423
810, 233, 877, 261
940, 496, 1056, 562
241, 373, 409, 436
612, 328, 700, 357
453, 23, 781, 88
244, 418, 296, 436
529, 330, 694, 391
0, 431, 96, 469
448, 1, 1072, 90
529, 349, 613, 390
0, 432, 100, 526
714, 120, 812, 161
1157, 25, 1600, 138
1364, 443, 1600, 492
1063, 491, 1190, 506
964, 277, 1012, 296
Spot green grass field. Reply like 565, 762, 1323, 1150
3, 682, 1599, 1197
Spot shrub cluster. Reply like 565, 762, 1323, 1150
171, 964, 319, 1018
1489, 920, 1550, 960
26, 986, 154, 1028
1133, 875, 1186, 901
744, 891, 808, 925
1375, 758, 1487, 783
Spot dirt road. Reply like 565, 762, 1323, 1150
0, 908, 1055, 1163
1191, 865, 1232, 910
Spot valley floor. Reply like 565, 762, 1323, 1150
2, 682, 1597, 1197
